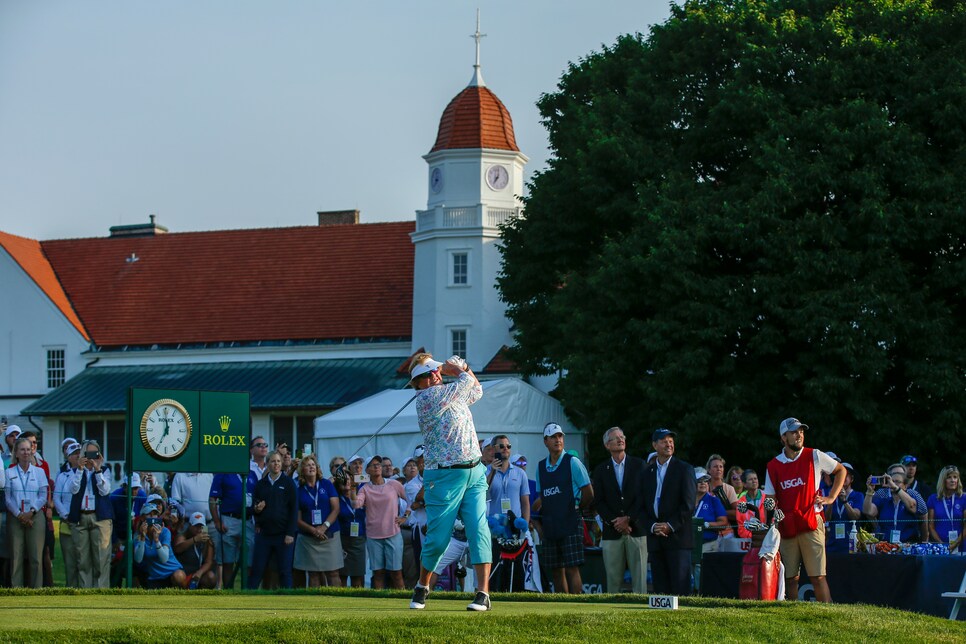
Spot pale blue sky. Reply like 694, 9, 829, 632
0, 1, 673, 240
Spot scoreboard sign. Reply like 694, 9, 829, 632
129, 388, 250, 473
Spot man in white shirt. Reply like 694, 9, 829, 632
171, 472, 215, 526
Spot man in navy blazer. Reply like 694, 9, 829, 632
642, 428, 696, 596
591, 426, 648, 594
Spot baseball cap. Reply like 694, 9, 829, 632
900, 455, 917, 465
4, 425, 20, 437
61, 438, 78, 449
826, 451, 840, 462
146, 493, 165, 505
409, 359, 444, 382
412, 444, 425, 458
66, 443, 81, 456
543, 423, 564, 437
349, 454, 364, 464
189, 512, 206, 527
140, 503, 159, 516
130, 472, 142, 488
651, 428, 676, 442
779, 417, 808, 437
841, 462, 854, 472
511, 453, 526, 467
364, 454, 382, 469
694, 466, 711, 482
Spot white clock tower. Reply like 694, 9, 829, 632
411, 18, 528, 370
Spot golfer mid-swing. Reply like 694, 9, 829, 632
407, 352, 492, 611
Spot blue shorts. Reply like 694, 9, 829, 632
420, 463, 492, 571
366, 533, 403, 571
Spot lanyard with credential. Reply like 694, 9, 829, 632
16, 467, 31, 510
944, 495, 958, 522
834, 499, 845, 520
496, 467, 512, 498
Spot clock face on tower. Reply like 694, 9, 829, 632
430, 167, 444, 193
140, 398, 193, 460
485, 164, 509, 190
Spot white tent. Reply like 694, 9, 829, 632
312, 378, 584, 469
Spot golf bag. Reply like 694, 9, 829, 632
739, 547, 782, 600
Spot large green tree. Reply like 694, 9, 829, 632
499, 0, 966, 474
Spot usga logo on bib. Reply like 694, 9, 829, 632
647, 595, 679, 610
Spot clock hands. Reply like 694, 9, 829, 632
155, 412, 171, 451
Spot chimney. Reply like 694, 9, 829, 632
317, 210, 360, 226
110, 214, 169, 238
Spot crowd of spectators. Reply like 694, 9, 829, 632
0, 419, 963, 593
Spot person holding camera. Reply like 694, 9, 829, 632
333, 473, 367, 587
67, 440, 114, 588
173, 512, 217, 589
486, 434, 532, 593
863, 463, 928, 543
134, 503, 186, 588
5, 436, 48, 588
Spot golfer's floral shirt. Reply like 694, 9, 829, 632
416, 372, 483, 469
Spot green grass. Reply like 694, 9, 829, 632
0, 589, 963, 643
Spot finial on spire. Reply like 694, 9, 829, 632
469, 9, 486, 87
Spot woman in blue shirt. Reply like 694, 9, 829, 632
825, 464, 864, 552
294, 456, 342, 587
133, 503, 186, 588
693, 468, 728, 553
927, 465, 964, 552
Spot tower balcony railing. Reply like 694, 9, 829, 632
416, 205, 521, 232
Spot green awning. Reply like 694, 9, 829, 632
22, 358, 406, 416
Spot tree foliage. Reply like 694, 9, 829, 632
498, 0, 966, 474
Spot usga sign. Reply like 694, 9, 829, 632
647, 595, 679, 610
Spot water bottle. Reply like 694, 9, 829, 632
848, 521, 858, 554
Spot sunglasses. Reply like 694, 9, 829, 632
253, 443, 268, 448
496, 443, 511, 449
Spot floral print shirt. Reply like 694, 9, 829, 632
415, 372, 483, 469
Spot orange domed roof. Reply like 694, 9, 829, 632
430, 85, 519, 153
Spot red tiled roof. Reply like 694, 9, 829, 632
0, 231, 89, 340
482, 345, 518, 374
430, 86, 519, 153
39, 223, 415, 348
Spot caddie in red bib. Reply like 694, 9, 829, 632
763, 417, 845, 603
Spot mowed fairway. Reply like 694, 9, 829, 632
1, 590, 965, 643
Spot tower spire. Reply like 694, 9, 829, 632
468, 9, 486, 87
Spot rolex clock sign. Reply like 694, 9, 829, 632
129, 388, 250, 473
